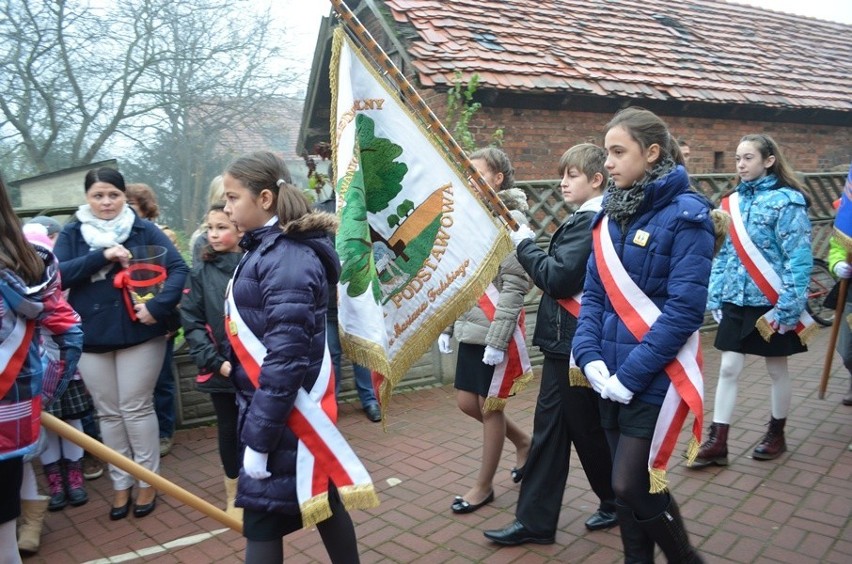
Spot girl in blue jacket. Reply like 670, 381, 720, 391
573, 107, 713, 563
694, 135, 812, 468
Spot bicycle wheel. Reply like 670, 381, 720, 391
807, 258, 835, 327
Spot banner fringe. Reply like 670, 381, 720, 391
340, 234, 513, 411
568, 367, 591, 387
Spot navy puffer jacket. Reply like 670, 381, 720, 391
54, 215, 187, 351
572, 166, 715, 406
231, 213, 340, 515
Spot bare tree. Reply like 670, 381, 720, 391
0, 0, 295, 230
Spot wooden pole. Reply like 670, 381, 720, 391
328, 0, 519, 230
40, 413, 242, 534
819, 266, 850, 399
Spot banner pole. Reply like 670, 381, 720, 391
328, 0, 519, 230
819, 259, 850, 399
40, 413, 243, 533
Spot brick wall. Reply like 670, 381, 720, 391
418, 93, 852, 178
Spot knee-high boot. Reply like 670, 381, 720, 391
637, 496, 703, 564
616, 501, 656, 563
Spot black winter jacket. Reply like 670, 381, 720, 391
230, 213, 340, 515
54, 214, 188, 351
180, 250, 243, 394
516, 209, 596, 359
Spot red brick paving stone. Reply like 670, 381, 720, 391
23, 327, 852, 563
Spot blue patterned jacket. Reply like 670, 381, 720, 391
707, 175, 812, 326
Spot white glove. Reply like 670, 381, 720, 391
243, 446, 271, 480
835, 261, 852, 279
482, 346, 505, 366
509, 224, 535, 247
711, 309, 723, 324
601, 375, 633, 404
438, 334, 453, 354
582, 360, 609, 394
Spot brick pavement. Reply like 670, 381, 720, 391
26, 329, 852, 563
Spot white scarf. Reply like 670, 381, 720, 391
77, 205, 135, 250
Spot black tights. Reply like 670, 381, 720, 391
244, 507, 359, 564
210, 393, 240, 478
605, 429, 669, 520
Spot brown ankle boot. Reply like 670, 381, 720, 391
689, 422, 729, 468
752, 417, 786, 460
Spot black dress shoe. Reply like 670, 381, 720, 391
451, 490, 494, 514
510, 464, 525, 483
585, 509, 618, 531
133, 493, 157, 518
484, 520, 555, 545
109, 491, 132, 521
364, 404, 382, 422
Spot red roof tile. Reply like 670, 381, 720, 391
383, 0, 852, 112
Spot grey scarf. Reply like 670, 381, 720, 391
602, 158, 676, 227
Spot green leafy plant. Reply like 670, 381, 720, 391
446, 71, 504, 153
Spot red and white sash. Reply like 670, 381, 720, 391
721, 193, 815, 343
225, 280, 378, 527
478, 284, 533, 412
593, 217, 704, 493
556, 294, 591, 387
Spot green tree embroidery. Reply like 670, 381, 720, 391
338, 114, 409, 302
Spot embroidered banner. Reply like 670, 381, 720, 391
834, 163, 852, 252
330, 28, 511, 409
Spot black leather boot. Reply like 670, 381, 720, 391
752, 417, 786, 460
689, 422, 729, 468
616, 501, 656, 563
637, 496, 703, 564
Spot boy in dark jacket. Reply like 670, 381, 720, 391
484, 144, 616, 546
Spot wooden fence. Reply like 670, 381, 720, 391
14, 172, 847, 426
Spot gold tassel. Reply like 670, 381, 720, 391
338, 483, 380, 513
568, 367, 591, 388
755, 316, 774, 342
649, 468, 669, 494
796, 322, 818, 346
684, 436, 699, 466
300, 492, 332, 529
483, 396, 507, 413
508, 370, 534, 395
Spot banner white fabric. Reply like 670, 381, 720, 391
330, 29, 511, 396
